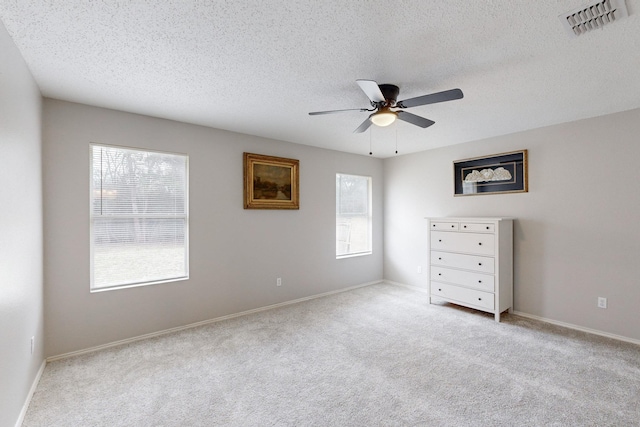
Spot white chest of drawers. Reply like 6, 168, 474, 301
428, 217, 513, 322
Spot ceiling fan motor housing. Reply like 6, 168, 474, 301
378, 84, 399, 106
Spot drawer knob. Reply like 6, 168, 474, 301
438, 273, 442, 276
478, 263, 482, 266
478, 298, 482, 301
438, 288, 442, 291
438, 257, 442, 260
463, 225, 467, 228
478, 280, 482, 283
433, 224, 436, 227
478, 242, 482, 246
486, 226, 489, 230
439, 239, 442, 242
451, 225, 455, 228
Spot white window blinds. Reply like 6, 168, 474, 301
336, 173, 372, 258
90, 144, 188, 291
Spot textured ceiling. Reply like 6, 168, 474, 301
1, 1, 639, 157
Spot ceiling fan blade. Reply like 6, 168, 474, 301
309, 108, 372, 115
397, 88, 463, 109
356, 80, 385, 103
353, 116, 373, 133
396, 111, 435, 128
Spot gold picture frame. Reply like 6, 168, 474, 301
243, 152, 299, 209
453, 149, 528, 196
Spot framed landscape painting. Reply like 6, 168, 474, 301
243, 152, 299, 209
453, 150, 528, 196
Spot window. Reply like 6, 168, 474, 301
90, 144, 188, 291
336, 173, 372, 258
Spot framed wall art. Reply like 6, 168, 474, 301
453, 150, 528, 196
243, 152, 299, 209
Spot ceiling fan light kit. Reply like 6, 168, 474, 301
309, 80, 463, 133
370, 110, 397, 127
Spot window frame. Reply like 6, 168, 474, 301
89, 143, 189, 292
336, 173, 372, 259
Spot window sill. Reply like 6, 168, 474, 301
90, 276, 189, 293
336, 251, 372, 260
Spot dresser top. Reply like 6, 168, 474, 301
425, 217, 515, 221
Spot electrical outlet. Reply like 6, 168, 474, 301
31, 336, 34, 355
276, 277, 282, 287
597, 297, 607, 309
417, 266, 422, 274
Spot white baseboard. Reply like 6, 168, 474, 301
47, 280, 384, 362
384, 279, 640, 346
511, 310, 640, 346
15, 360, 46, 427
383, 280, 429, 294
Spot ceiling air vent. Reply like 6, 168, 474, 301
559, 0, 629, 37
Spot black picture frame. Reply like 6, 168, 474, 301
453, 150, 528, 196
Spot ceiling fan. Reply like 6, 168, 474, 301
309, 80, 463, 133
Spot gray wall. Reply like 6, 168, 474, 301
384, 108, 640, 341
0, 22, 44, 427
42, 99, 384, 357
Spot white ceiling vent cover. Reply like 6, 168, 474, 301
559, 0, 629, 37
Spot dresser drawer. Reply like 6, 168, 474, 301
430, 221, 459, 231
431, 231, 495, 256
460, 222, 495, 233
431, 282, 495, 311
430, 251, 495, 274
430, 266, 494, 292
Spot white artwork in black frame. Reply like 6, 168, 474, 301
453, 150, 528, 196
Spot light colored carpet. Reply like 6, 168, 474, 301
24, 283, 640, 426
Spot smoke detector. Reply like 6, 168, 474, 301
559, 0, 629, 37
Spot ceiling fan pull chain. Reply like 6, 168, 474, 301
395, 123, 398, 155
369, 127, 373, 155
